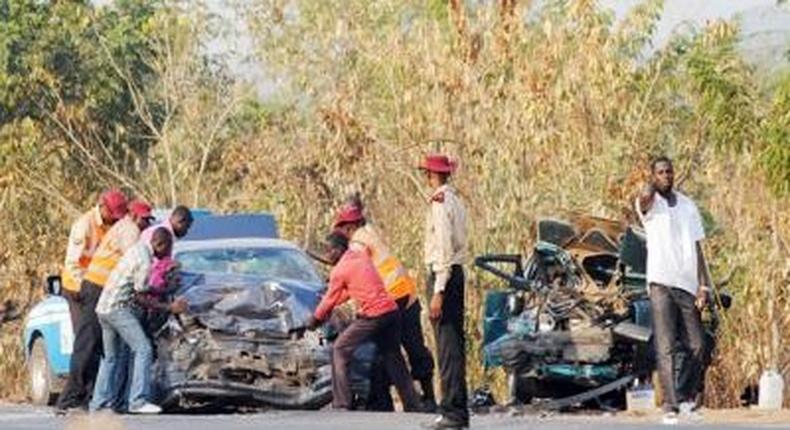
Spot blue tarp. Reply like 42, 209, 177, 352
184, 214, 279, 241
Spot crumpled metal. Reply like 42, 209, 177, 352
177, 272, 321, 337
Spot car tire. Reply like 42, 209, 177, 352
508, 372, 538, 405
28, 337, 57, 406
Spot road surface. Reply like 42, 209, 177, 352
0, 403, 788, 430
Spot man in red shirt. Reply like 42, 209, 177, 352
307, 232, 420, 412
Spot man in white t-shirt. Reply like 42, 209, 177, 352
636, 156, 712, 424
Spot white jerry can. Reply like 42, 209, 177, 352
758, 369, 785, 410
626, 380, 657, 411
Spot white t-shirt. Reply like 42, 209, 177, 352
637, 191, 705, 296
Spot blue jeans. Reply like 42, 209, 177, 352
90, 308, 154, 411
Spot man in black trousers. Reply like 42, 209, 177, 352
420, 154, 469, 430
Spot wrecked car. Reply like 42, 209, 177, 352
477, 214, 730, 409
154, 237, 332, 409
25, 213, 370, 410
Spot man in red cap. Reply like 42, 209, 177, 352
61, 189, 128, 322
306, 232, 421, 412
333, 196, 437, 412
419, 154, 469, 429
84, 200, 156, 289
55, 192, 142, 413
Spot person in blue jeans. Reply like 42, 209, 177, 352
90, 228, 188, 414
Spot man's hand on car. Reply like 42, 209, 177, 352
169, 296, 189, 314
306, 315, 321, 331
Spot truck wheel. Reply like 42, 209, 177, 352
29, 338, 56, 406
507, 372, 536, 405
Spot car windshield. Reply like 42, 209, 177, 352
176, 247, 322, 285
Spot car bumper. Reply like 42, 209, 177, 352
160, 372, 333, 410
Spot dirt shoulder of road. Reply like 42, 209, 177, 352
618, 408, 790, 425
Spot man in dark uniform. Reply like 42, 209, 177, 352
420, 154, 469, 429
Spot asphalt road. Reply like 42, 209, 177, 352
1, 404, 789, 430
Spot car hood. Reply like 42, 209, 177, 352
176, 272, 323, 338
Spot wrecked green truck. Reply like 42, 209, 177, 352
476, 215, 731, 410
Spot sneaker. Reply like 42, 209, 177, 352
54, 405, 87, 417
679, 401, 695, 414
423, 416, 469, 429
421, 398, 438, 414
680, 401, 703, 421
129, 402, 162, 415
662, 411, 679, 425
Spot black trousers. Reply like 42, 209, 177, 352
430, 265, 469, 424
56, 280, 103, 409
399, 299, 435, 383
332, 310, 419, 411
62, 289, 81, 333
650, 283, 706, 412
366, 299, 435, 411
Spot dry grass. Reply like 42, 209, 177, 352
0, 322, 28, 402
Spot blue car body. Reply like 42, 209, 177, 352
23, 295, 72, 376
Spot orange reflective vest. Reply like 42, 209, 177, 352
351, 225, 417, 305
62, 207, 111, 293
83, 217, 141, 287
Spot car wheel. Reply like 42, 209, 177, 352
507, 372, 537, 405
29, 337, 56, 406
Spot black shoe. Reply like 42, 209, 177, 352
420, 398, 438, 414
54, 406, 87, 417
418, 378, 438, 413
423, 416, 468, 429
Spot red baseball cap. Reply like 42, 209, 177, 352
419, 154, 457, 174
100, 189, 128, 221
333, 204, 364, 228
128, 199, 154, 220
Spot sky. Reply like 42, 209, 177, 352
94, 0, 789, 96
602, 0, 780, 43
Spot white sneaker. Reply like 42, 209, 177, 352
679, 401, 695, 415
129, 402, 162, 415
679, 401, 703, 421
662, 411, 679, 425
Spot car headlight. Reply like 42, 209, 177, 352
537, 313, 556, 333
262, 280, 283, 293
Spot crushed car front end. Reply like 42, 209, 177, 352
152, 270, 334, 410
